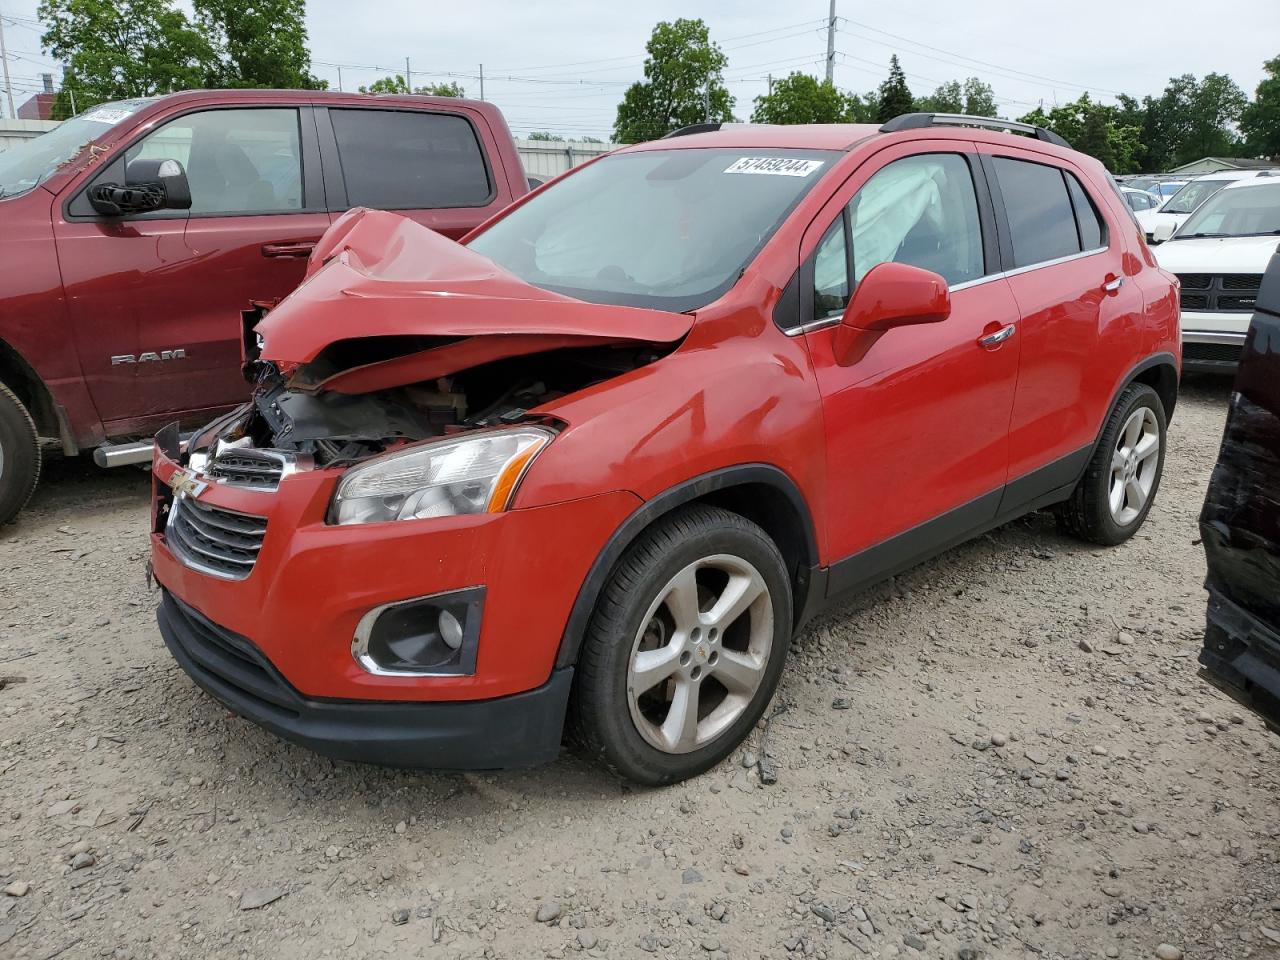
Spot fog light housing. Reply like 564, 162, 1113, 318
352, 588, 483, 676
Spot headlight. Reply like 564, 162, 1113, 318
330, 427, 552, 525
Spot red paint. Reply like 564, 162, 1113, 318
151, 123, 1179, 709
0, 90, 528, 451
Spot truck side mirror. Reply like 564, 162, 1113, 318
88, 158, 193, 217
1149, 221, 1177, 245
832, 262, 951, 367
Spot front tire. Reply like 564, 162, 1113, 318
1057, 383, 1166, 546
0, 382, 40, 527
572, 505, 793, 785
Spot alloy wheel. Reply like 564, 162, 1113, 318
1109, 406, 1160, 526
626, 554, 774, 755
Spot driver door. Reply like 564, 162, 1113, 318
800, 142, 1022, 592
53, 105, 330, 433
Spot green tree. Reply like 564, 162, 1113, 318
613, 18, 734, 143
1018, 94, 1141, 172
359, 76, 465, 97
876, 55, 914, 123
751, 72, 863, 124
1242, 55, 1280, 158
40, 0, 215, 116
526, 131, 566, 141
194, 0, 323, 89
1140, 73, 1247, 167
915, 77, 996, 116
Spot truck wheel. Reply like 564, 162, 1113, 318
572, 505, 792, 785
1056, 383, 1166, 546
0, 382, 41, 526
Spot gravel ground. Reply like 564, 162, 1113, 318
1, 376, 1278, 960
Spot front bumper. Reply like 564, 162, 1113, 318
158, 590, 573, 767
1181, 312, 1249, 373
150, 445, 640, 704
1199, 587, 1280, 735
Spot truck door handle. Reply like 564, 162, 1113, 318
1102, 275, 1124, 293
977, 324, 1016, 349
261, 240, 316, 258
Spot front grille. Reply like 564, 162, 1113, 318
1177, 273, 1262, 312
204, 449, 288, 490
166, 498, 267, 580
1222, 274, 1264, 290
1184, 342, 1243, 366
161, 592, 299, 718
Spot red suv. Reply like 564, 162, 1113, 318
150, 114, 1180, 785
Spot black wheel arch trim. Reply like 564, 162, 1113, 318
554, 463, 819, 669
1101, 351, 1178, 437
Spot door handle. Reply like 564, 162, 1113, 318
977, 324, 1016, 349
261, 240, 316, 258
1102, 275, 1124, 293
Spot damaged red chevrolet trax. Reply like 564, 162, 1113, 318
151, 115, 1180, 784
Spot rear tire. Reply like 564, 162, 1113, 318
0, 382, 40, 527
571, 505, 792, 786
1056, 383, 1166, 546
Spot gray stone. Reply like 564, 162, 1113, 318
1154, 946, 1183, 960
904, 932, 928, 951
390, 908, 409, 925
535, 902, 562, 923
239, 886, 287, 910
681, 867, 703, 884
811, 904, 835, 923
70, 852, 95, 870
578, 932, 598, 950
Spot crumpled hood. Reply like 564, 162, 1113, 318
254, 209, 692, 392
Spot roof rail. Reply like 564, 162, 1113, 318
880, 113, 1072, 150
662, 122, 725, 139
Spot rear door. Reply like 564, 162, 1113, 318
980, 147, 1142, 502
317, 105, 513, 239
796, 142, 1022, 588
55, 104, 330, 430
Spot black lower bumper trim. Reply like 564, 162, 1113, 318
1199, 587, 1280, 735
157, 591, 572, 769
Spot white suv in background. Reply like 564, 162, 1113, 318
1155, 178, 1280, 372
1139, 170, 1278, 244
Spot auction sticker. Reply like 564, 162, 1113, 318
82, 108, 137, 124
724, 157, 824, 177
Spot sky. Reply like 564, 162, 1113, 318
1, 0, 1278, 140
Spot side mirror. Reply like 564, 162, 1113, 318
88, 158, 192, 217
833, 262, 951, 366
1149, 221, 1177, 245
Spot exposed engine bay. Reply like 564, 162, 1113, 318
198, 343, 667, 470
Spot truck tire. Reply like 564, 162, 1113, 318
0, 382, 41, 526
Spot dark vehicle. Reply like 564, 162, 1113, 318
1199, 247, 1280, 733
0, 90, 529, 526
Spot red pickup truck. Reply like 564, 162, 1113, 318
0, 89, 530, 525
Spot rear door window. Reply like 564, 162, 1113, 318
329, 109, 491, 210
992, 157, 1081, 267
1065, 173, 1106, 250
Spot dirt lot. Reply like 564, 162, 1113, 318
1, 377, 1278, 960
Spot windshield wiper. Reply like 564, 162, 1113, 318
1174, 232, 1228, 239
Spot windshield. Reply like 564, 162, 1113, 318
1162, 179, 1230, 215
1176, 185, 1280, 238
467, 148, 839, 312
0, 100, 151, 200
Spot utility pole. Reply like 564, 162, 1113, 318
337, 65, 343, 92
703, 82, 711, 122
767, 73, 774, 96
0, 1, 16, 120
825, 0, 837, 84
405, 57, 412, 93
479, 64, 484, 101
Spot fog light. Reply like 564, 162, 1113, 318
352, 588, 483, 676
438, 608, 464, 651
